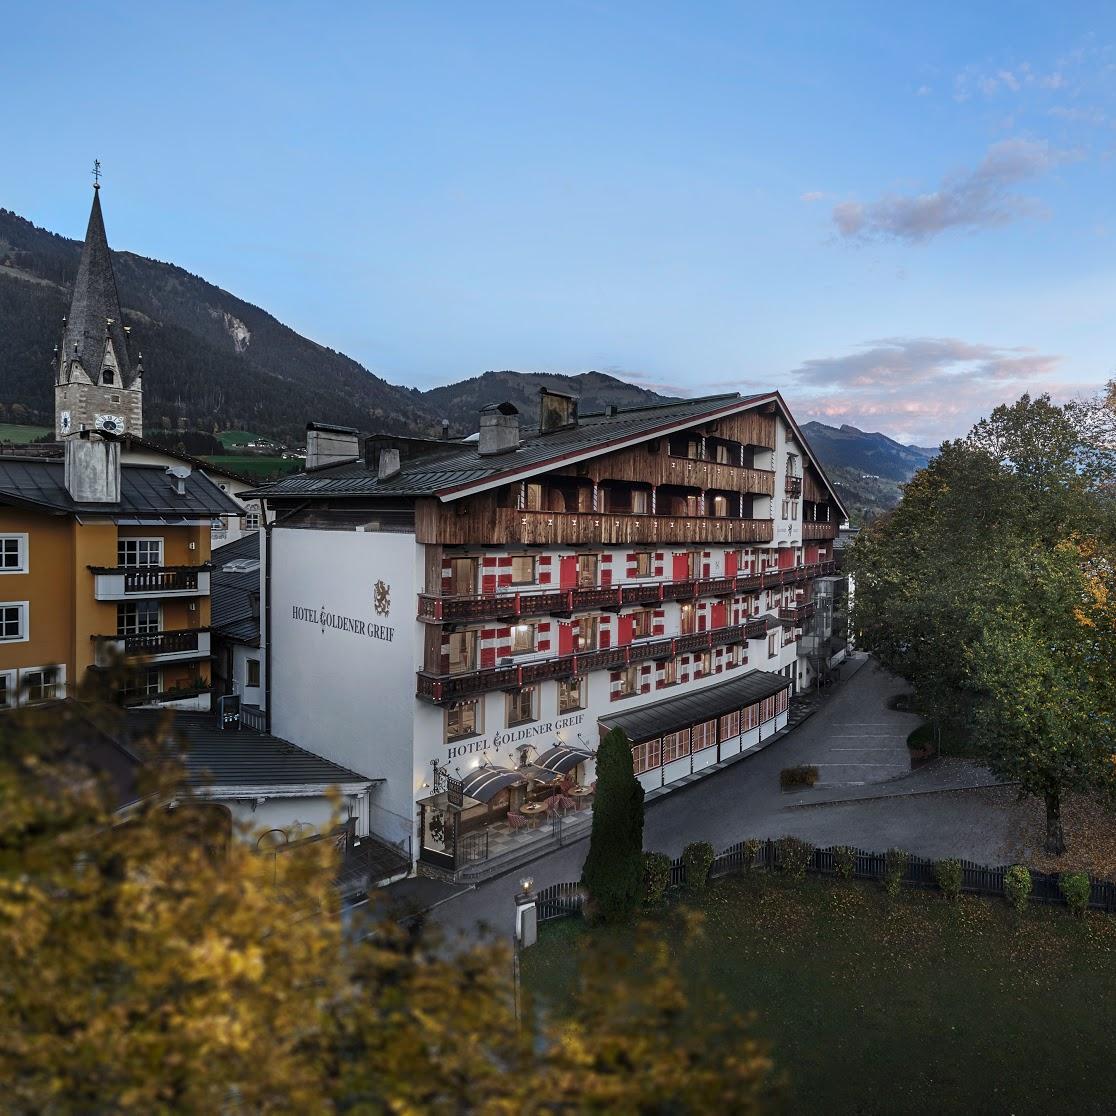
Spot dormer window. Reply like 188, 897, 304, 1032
103, 370, 114, 386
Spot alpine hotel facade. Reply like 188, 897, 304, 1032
258, 388, 846, 875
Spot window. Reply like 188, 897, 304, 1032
631, 610, 652, 639
446, 630, 477, 674
0, 602, 28, 643
660, 658, 677, 686
525, 483, 544, 511
631, 552, 652, 578
768, 633, 779, 658
686, 551, 702, 578
696, 650, 712, 677
244, 510, 262, 531
719, 711, 740, 739
509, 555, 535, 584
122, 668, 160, 700
117, 601, 160, 636
742, 702, 759, 731
246, 658, 261, 687
0, 670, 14, 709
510, 623, 536, 655
103, 369, 114, 386
448, 557, 477, 596
631, 489, 649, 515
21, 665, 64, 704
0, 535, 27, 574
506, 687, 536, 726
679, 603, 696, 635
710, 494, 730, 517
577, 554, 598, 587
575, 616, 598, 652
446, 699, 482, 741
662, 729, 691, 764
558, 677, 585, 713
118, 538, 163, 567
632, 737, 661, 775
693, 719, 717, 752
616, 665, 638, 696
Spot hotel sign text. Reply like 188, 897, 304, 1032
291, 604, 395, 643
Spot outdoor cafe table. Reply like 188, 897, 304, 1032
519, 802, 547, 828
568, 786, 593, 809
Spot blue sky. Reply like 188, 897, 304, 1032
6, 2, 1116, 443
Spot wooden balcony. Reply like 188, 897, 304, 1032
778, 602, 816, 625
416, 617, 772, 703
803, 522, 838, 540
417, 503, 775, 547
785, 476, 802, 496
416, 561, 838, 624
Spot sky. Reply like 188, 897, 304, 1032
5, 2, 1116, 445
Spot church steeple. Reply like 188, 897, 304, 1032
55, 174, 143, 439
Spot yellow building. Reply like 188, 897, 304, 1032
0, 432, 240, 710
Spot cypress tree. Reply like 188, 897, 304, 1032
581, 727, 645, 923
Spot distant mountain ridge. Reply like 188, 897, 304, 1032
800, 421, 937, 482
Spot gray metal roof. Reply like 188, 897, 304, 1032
0, 458, 243, 519
126, 710, 374, 791
253, 393, 762, 501
211, 533, 261, 645
61, 189, 138, 388
598, 669, 791, 742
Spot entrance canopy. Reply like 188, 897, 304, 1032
459, 765, 527, 803
534, 745, 592, 775
599, 669, 791, 744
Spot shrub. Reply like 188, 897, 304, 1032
833, 846, 857, 880
934, 858, 963, 902
775, 836, 815, 880
779, 765, 819, 789
641, 852, 672, 907
883, 848, 909, 898
581, 728, 646, 923
1003, 865, 1032, 914
681, 842, 715, 894
1059, 871, 1092, 918
743, 838, 764, 872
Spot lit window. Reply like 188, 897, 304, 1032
697, 651, 712, 677
0, 535, 27, 574
710, 494, 729, 517
446, 630, 477, 674
0, 602, 27, 643
577, 554, 598, 587
511, 623, 536, 654
447, 699, 482, 741
558, 677, 585, 713
246, 658, 261, 687
630, 610, 652, 639
616, 665, 638, 696
118, 538, 163, 567
693, 719, 717, 752
506, 687, 536, 726
662, 729, 691, 764
21, 665, 64, 704
575, 616, 598, 652
509, 555, 535, 584
631, 552, 652, 577
117, 601, 160, 636
632, 737, 661, 775
660, 658, 677, 686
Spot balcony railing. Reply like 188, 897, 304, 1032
417, 560, 838, 623
778, 602, 816, 625
417, 616, 771, 703
90, 564, 213, 601
94, 628, 211, 665
121, 683, 211, 708
803, 522, 838, 540
785, 476, 802, 496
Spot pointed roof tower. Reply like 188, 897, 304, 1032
59, 183, 137, 388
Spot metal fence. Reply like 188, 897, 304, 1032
534, 837, 1116, 922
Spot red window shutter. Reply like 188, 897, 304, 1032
559, 555, 577, 589
806, 544, 819, 564
712, 602, 728, 629
601, 569, 613, 587
617, 615, 634, 645
558, 623, 574, 656
481, 574, 497, 594
480, 647, 496, 669
778, 548, 794, 570
724, 550, 738, 577
672, 553, 689, 580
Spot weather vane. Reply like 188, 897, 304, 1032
92, 159, 102, 189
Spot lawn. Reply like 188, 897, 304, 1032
0, 422, 51, 443
524, 875, 1116, 1114
216, 429, 280, 449
201, 454, 301, 481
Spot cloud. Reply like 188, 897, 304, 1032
953, 61, 1066, 101
800, 190, 826, 203
831, 138, 1060, 243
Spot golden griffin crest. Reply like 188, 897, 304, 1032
373, 579, 391, 617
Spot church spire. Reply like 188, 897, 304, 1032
59, 181, 135, 390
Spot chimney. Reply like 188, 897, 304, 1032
539, 388, 578, 434
377, 446, 401, 480
478, 402, 520, 456
604, 404, 618, 417
166, 464, 191, 496
440, 419, 451, 440
64, 430, 121, 503
305, 422, 362, 471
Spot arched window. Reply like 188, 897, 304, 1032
102, 369, 114, 385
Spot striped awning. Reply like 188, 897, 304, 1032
534, 746, 592, 775
459, 765, 528, 803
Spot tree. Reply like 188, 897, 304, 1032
581, 727, 646, 923
0, 705, 773, 1112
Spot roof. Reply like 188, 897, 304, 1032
125, 710, 375, 795
120, 435, 258, 487
61, 189, 137, 389
251, 390, 848, 519
598, 669, 792, 743
0, 457, 242, 519
211, 532, 261, 645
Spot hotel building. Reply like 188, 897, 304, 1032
255, 389, 846, 876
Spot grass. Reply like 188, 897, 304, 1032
216, 429, 280, 449
524, 874, 1116, 1114
0, 423, 51, 443
907, 719, 974, 759
201, 454, 301, 481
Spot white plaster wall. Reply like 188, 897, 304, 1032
270, 527, 417, 828
232, 644, 264, 708
223, 795, 341, 840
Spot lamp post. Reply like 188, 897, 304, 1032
512, 876, 536, 1025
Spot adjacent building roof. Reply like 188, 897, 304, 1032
124, 710, 376, 796
598, 669, 792, 743
250, 390, 849, 519
61, 188, 138, 388
211, 532, 261, 645
0, 458, 242, 520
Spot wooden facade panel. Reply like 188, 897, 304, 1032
803, 521, 838, 540
713, 411, 777, 449
802, 471, 827, 504
419, 501, 775, 547
565, 443, 775, 495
